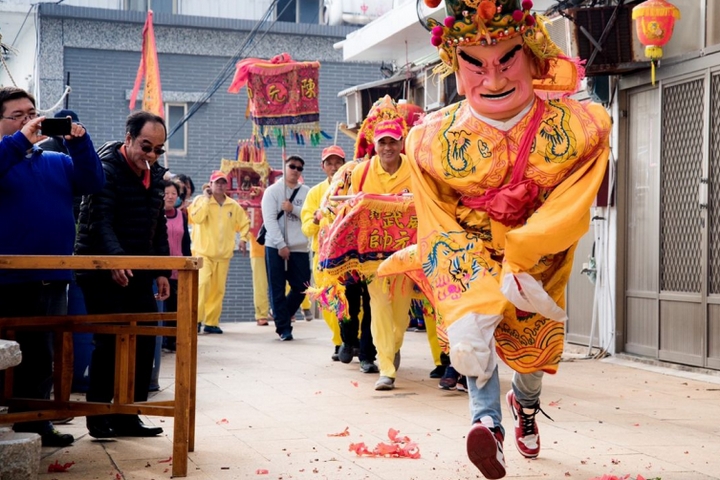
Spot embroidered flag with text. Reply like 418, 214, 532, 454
130, 10, 164, 117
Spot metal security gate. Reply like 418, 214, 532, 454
625, 68, 720, 370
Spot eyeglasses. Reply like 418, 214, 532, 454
140, 144, 165, 156
1, 113, 38, 122
287, 164, 304, 172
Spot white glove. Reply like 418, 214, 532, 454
501, 272, 568, 322
446, 313, 503, 388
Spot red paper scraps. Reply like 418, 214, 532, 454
158, 456, 172, 463
48, 460, 75, 472
351, 381, 359, 387
216, 418, 229, 424
256, 468, 269, 474
328, 426, 350, 437
548, 399, 562, 407
348, 428, 421, 459
588, 475, 650, 480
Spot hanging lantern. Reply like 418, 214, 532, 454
632, 0, 681, 85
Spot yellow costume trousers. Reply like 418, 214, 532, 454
250, 256, 270, 320
368, 275, 413, 378
311, 254, 341, 346
424, 314, 443, 366
197, 257, 230, 327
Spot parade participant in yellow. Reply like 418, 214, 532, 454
190, 170, 250, 334
347, 119, 415, 391
379, 1, 611, 477
249, 237, 271, 326
301, 145, 346, 359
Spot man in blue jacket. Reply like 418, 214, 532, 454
0, 86, 104, 447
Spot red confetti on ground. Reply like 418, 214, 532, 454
163, 468, 169, 473
588, 475, 648, 480
216, 418, 229, 424
548, 399, 562, 407
328, 427, 350, 437
48, 460, 75, 473
633, 423, 640, 427
315, 391, 322, 394
348, 428, 420, 459
350, 381, 359, 387
116, 474, 122, 480
256, 468, 269, 474
158, 456, 172, 463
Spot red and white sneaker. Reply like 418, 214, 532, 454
466, 416, 506, 479
505, 390, 542, 458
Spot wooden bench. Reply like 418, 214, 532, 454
0, 255, 201, 477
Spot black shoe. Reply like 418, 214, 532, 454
41, 428, 74, 447
113, 416, 163, 437
430, 365, 447, 378
197, 323, 202, 333
280, 333, 294, 341
359, 360, 379, 374
87, 417, 117, 439
338, 343, 353, 363
331, 345, 340, 362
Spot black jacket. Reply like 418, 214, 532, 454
75, 141, 170, 279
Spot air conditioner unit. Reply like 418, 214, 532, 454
345, 91, 363, 129
544, 16, 576, 58
423, 71, 445, 112
567, 4, 645, 76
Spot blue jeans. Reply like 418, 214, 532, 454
265, 248, 310, 337
468, 367, 544, 435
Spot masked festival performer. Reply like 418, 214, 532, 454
379, 1, 611, 477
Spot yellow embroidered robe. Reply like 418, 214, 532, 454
380, 97, 611, 375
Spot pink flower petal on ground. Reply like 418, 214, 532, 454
328, 426, 350, 437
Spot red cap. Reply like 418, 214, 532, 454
373, 120, 404, 141
321, 145, 346, 161
209, 170, 228, 182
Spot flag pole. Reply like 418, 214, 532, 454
282, 125, 288, 271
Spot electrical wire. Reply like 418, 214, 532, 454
165, 0, 282, 141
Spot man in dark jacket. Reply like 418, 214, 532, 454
0, 87, 104, 447
75, 110, 170, 439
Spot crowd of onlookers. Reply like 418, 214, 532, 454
0, 85, 459, 452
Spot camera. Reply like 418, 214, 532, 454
41, 117, 72, 137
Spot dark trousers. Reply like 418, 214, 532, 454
78, 274, 157, 412
265, 248, 311, 337
0, 281, 68, 434
343, 282, 375, 362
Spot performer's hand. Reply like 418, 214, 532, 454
111, 268, 133, 287
156, 276, 170, 301
278, 247, 290, 260
313, 209, 321, 224
239, 240, 248, 256
281, 200, 294, 213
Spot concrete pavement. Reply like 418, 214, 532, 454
38, 319, 720, 480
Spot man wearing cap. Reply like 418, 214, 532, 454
301, 146, 345, 359
348, 119, 414, 391
189, 170, 250, 334
379, 1, 611, 477
0, 87, 104, 447
261, 155, 311, 341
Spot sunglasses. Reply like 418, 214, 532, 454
140, 144, 166, 156
287, 164, 304, 172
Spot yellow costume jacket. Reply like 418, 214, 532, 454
189, 195, 250, 261
301, 178, 331, 254
380, 97, 610, 375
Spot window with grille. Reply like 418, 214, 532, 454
166, 104, 187, 155
125, 0, 176, 14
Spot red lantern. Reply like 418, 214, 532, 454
632, 0, 681, 85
